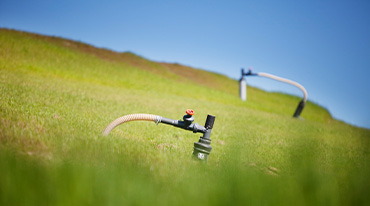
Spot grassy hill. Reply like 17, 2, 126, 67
1, 28, 369, 205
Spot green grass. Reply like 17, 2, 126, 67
1, 28, 369, 205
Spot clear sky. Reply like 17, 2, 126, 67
1, 0, 369, 129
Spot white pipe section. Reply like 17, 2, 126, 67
239, 77, 247, 101
257, 72, 308, 102
103, 114, 160, 136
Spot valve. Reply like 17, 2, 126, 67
183, 109, 195, 128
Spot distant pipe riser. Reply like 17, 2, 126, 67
239, 77, 246, 101
240, 68, 308, 118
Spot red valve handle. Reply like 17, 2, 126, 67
186, 109, 194, 116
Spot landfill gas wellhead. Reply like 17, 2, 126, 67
239, 68, 308, 118
103, 109, 216, 161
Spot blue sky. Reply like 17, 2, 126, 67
1, 0, 369, 129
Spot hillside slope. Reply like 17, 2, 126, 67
1, 29, 332, 121
1, 28, 369, 206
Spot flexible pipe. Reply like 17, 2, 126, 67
257, 72, 308, 102
103, 114, 160, 136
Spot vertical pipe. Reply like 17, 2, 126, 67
239, 68, 246, 101
239, 77, 246, 101
193, 115, 215, 161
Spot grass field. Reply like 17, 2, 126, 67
1, 28, 369, 205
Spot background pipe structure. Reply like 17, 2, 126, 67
103, 110, 215, 161
240, 68, 308, 118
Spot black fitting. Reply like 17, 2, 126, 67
204, 115, 215, 130
293, 99, 306, 118
241, 68, 256, 77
